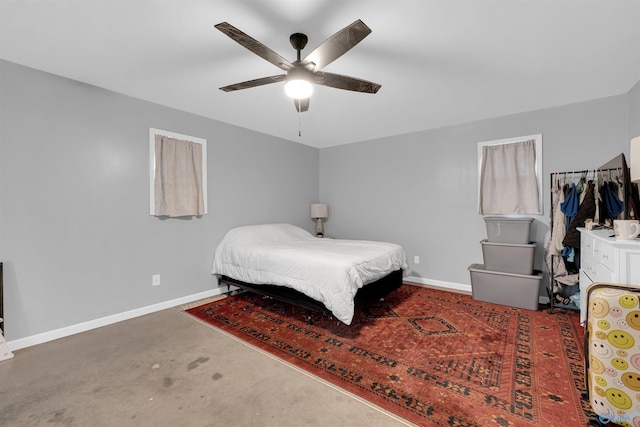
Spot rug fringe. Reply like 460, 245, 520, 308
182, 285, 588, 426
182, 309, 417, 426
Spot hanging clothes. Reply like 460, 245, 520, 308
550, 254, 579, 287
563, 181, 597, 249
630, 182, 640, 220
561, 183, 579, 230
548, 174, 566, 255
560, 183, 579, 258
545, 178, 578, 291
594, 172, 601, 224
608, 181, 624, 217
600, 180, 624, 223
617, 170, 625, 218
548, 169, 599, 313
578, 177, 587, 204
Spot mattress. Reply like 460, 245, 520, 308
211, 223, 409, 324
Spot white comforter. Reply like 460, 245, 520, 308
211, 223, 409, 325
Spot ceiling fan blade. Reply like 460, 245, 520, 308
315, 71, 381, 94
302, 20, 372, 71
294, 97, 310, 113
220, 74, 287, 92
215, 22, 294, 71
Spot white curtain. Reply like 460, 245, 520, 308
154, 135, 205, 217
479, 139, 540, 214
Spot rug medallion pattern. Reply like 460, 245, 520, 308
186, 284, 591, 426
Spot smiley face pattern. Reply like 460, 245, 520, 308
588, 285, 640, 426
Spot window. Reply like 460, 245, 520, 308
149, 128, 207, 217
478, 134, 542, 215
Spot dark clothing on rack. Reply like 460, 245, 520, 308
561, 184, 579, 231
600, 181, 624, 222
560, 183, 580, 258
563, 182, 596, 249
630, 183, 640, 220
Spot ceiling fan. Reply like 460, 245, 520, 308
214, 19, 381, 114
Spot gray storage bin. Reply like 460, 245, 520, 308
468, 263, 541, 310
480, 239, 536, 275
484, 216, 534, 244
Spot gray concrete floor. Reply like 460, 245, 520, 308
0, 307, 414, 427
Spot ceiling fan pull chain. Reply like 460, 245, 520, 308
298, 100, 302, 137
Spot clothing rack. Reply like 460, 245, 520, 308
547, 167, 624, 314
550, 168, 622, 182
548, 171, 580, 313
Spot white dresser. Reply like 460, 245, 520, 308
578, 228, 640, 322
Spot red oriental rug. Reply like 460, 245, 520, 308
185, 284, 592, 426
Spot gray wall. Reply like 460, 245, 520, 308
630, 80, 640, 138
0, 60, 319, 341
2, 57, 637, 343
319, 92, 633, 288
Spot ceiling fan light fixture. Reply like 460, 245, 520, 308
215, 20, 381, 112
284, 79, 313, 99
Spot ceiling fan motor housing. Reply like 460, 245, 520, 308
289, 33, 308, 52
287, 66, 316, 82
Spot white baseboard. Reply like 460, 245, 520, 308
7, 287, 226, 351
404, 276, 472, 293
7, 278, 550, 352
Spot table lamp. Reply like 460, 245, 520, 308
311, 203, 329, 237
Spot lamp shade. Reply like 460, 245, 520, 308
632, 136, 640, 182
311, 203, 328, 219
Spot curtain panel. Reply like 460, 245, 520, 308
154, 135, 205, 217
479, 138, 540, 215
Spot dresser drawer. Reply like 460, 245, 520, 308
596, 239, 615, 271
593, 261, 614, 283
580, 236, 614, 284
581, 233, 595, 267
621, 249, 640, 285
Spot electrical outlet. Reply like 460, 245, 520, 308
414, 256, 420, 264
152, 274, 161, 287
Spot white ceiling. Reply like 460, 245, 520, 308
1, 0, 639, 148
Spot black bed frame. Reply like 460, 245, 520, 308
219, 269, 404, 319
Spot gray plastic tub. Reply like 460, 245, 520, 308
484, 216, 534, 244
480, 239, 536, 275
468, 263, 541, 310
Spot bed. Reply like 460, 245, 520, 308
211, 223, 410, 325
